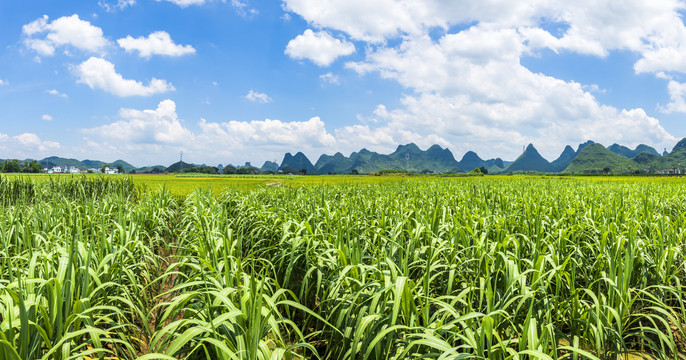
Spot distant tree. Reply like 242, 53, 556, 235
182, 166, 217, 174
130, 169, 136, 174
23, 160, 41, 173
479, 166, 488, 175
223, 165, 237, 174
350, 169, 359, 175
603, 167, 611, 174
101, 164, 110, 173
468, 168, 484, 176
299, 168, 307, 175
4, 160, 21, 173
117, 165, 125, 174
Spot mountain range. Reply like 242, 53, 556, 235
268, 139, 686, 174
5, 138, 686, 175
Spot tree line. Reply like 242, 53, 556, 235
0, 159, 42, 173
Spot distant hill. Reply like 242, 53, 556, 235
608, 143, 660, 158
576, 140, 594, 154
166, 161, 198, 172
645, 138, 686, 171
309, 143, 463, 174
37, 156, 85, 169
35, 157, 136, 172
503, 144, 553, 173
550, 145, 577, 172
9, 139, 682, 176
279, 152, 316, 174
136, 165, 166, 174
260, 161, 279, 172
562, 143, 638, 173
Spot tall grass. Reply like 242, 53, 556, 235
1, 176, 685, 359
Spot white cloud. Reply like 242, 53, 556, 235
245, 90, 273, 103
0, 133, 60, 155
117, 31, 196, 58
283, 0, 437, 43
80, 100, 350, 165
163, 0, 208, 7
84, 99, 191, 144
0, 79, 7, 86
660, 80, 686, 113
319, 72, 340, 85
42, 114, 53, 121
230, 0, 258, 17
280, 1, 683, 159
75, 57, 175, 97
162, 0, 256, 14
46, 89, 68, 98
285, 29, 355, 66
99, 0, 136, 12
22, 14, 109, 56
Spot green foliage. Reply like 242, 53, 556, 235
469, 167, 484, 176
1, 176, 685, 359
2, 159, 21, 173
180, 165, 218, 174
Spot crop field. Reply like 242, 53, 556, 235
1, 175, 686, 359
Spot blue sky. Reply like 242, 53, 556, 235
1, 0, 686, 167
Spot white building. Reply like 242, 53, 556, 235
50, 166, 66, 174
103, 166, 119, 175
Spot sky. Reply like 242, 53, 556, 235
1, 0, 686, 167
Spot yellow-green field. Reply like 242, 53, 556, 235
9, 172, 686, 195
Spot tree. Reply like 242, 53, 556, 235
101, 164, 110, 173
4, 160, 20, 173
222, 165, 237, 174
479, 166, 488, 175
299, 168, 307, 175
603, 167, 611, 174
130, 169, 136, 174
22, 160, 41, 173
468, 168, 484, 176
117, 165, 125, 174
350, 169, 359, 175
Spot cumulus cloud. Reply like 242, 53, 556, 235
46, 89, 68, 98
42, 114, 53, 121
117, 31, 196, 58
0, 132, 61, 156
660, 80, 686, 113
0, 79, 7, 86
22, 14, 109, 56
78, 99, 457, 166
75, 57, 175, 96
245, 90, 272, 103
285, 29, 355, 66
80, 99, 355, 165
84, 99, 190, 144
281, 0, 682, 159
